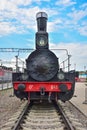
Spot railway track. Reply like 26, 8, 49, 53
65, 101, 87, 128
69, 101, 87, 119
1, 101, 87, 130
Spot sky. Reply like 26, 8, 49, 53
0, 0, 87, 71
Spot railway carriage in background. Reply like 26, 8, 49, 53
12, 12, 75, 102
0, 66, 12, 83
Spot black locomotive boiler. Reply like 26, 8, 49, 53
13, 12, 75, 102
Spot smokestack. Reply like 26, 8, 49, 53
36, 12, 48, 32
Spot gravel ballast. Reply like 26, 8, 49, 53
0, 88, 23, 129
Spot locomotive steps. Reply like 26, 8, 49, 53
1, 101, 87, 130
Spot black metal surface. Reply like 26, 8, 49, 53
26, 49, 59, 81
58, 70, 75, 102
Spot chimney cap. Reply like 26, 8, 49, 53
36, 12, 48, 19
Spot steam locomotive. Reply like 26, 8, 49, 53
12, 12, 75, 102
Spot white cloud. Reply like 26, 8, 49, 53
0, 0, 14, 10
0, 0, 87, 37
47, 20, 62, 32
0, 0, 59, 35
12, 0, 32, 6
67, 9, 87, 21
0, 22, 16, 35
0, 5, 40, 36
67, 8, 87, 36
0, 21, 26, 36
78, 25, 87, 36
47, 22, 56, 32
0, 0, 33, 11
49, 42, 87, 71
56, 0, 76, 7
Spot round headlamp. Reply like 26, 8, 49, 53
37, 36, 47, 46
21, 73, 28, 80
57, 72, 65, 80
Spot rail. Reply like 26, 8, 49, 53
54, 101, 75, 130
12, 102, 30, 130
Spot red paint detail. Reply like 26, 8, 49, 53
13, 81, 72, 92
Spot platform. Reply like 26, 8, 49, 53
70, 82, 87, 116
